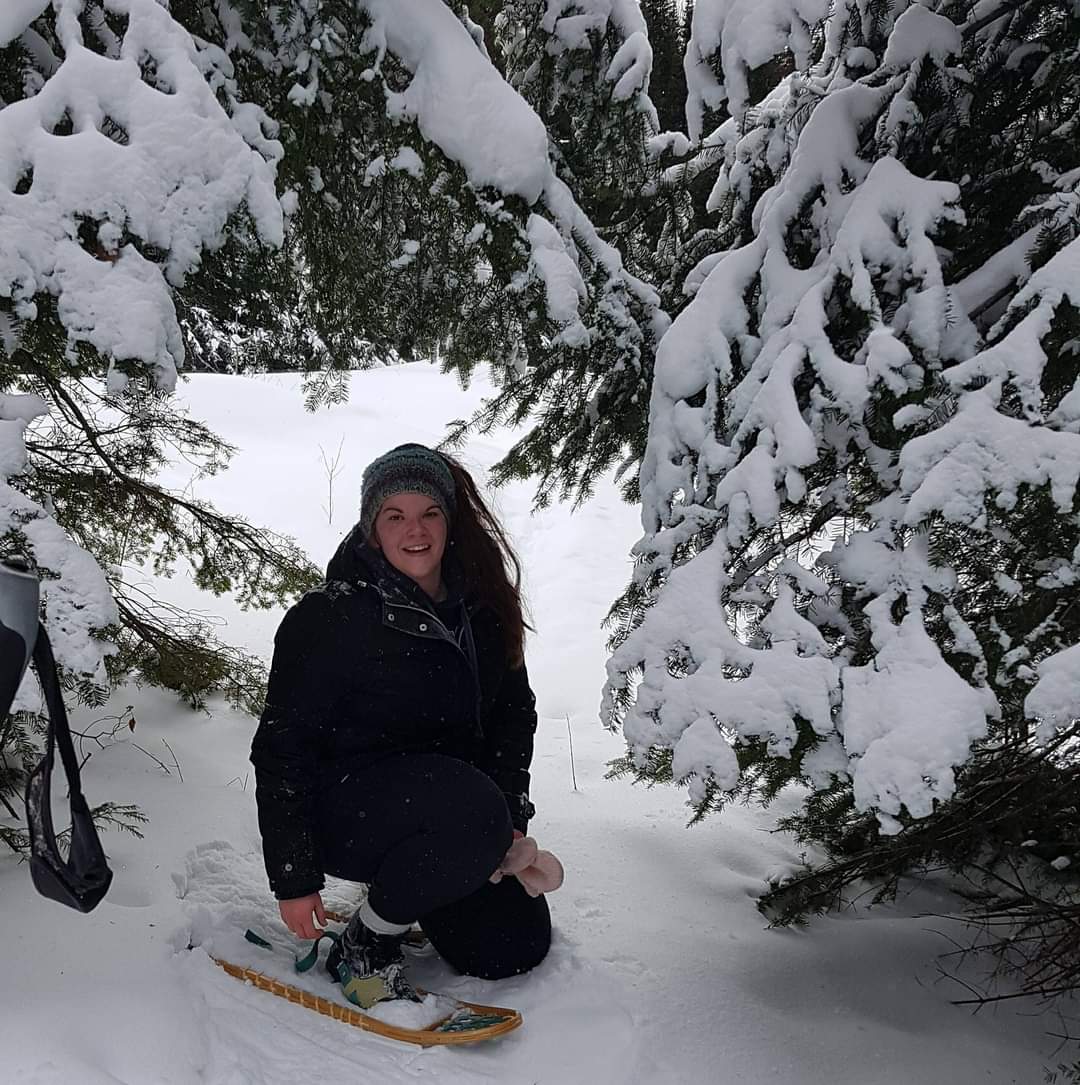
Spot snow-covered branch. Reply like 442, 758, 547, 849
0, 0, 284, 682
606, 0, 1080, 831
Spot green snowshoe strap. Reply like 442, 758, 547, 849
294, 930, 339, 974
243, 927, 339, 975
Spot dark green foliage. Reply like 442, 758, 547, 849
0, 2, 321, 855
760, 724, 1080, 1007
0, 333, 317, 853
600, 0, 1080, 1004
0, 710, 46, 852
493, 0, 656, 230
8, 342, 319, 709
159, 0, 668, 506
641, 0, 688, 134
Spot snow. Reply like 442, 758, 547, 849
901, 387, 1080, 527
363, 0, 550, 204
947, 237, 1080, 419
607, 31, 653, 103
541, 0, 656, 110
0, 0, 283, 390
525, 214, 589, 345
0, 365, 1061, 1083
840, 606, 996, 824
1025, 642, 1080, 742
354, 0, 663, 359
388, 146, 424, 179
952, 224, 1041, 316
627, 140, 973, 824
647, 130, 691, 158
0, 0, 50, 47
0, 393, 116, 684
883, 5, 963, 68
616, 0, 1077, 839
684, 0, 829, 140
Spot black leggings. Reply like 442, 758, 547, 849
316, 752, 551, 981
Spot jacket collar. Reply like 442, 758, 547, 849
326, 526, 482, 713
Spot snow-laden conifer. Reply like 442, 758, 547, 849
0, 0, 317, 855
0, 0, 283, 683
604, 0, 1080, 858
192, 0, 668, 502
495, 0, 658, 224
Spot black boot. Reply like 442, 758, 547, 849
327, 912, 420, 1009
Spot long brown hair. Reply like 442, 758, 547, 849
442, 452, 532, 668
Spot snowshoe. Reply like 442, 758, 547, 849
213, 926, 522, 1046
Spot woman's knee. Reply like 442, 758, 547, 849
422, 756, 513, 844
316, 754, 511, 877
423, 880, 552, 979
470, 921, 551, 980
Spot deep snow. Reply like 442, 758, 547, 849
0, 365, 1068, 1084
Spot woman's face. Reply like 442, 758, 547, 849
371, 491, 448, 595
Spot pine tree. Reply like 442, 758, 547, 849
0, 0, 316, 851
603, 0, 1080, 978
493, 0, 659, 231
641, 0, 686, 134
469, 0, 697, 500
170, 0, 668, 504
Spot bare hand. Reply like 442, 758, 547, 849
279, 892, 327, 940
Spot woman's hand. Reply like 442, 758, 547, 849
278, 892, 327, 940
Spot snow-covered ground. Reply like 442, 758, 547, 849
0, 365, 1067, 1083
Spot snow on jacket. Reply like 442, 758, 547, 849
250, 530, 538, 901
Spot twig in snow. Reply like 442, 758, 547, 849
131, 740, 180, 780
566, 714, 579, 792
161, 737, 184, 783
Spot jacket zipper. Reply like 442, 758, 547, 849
383, 597, 484, 729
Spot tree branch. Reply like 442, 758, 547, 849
729, 503, 839, 591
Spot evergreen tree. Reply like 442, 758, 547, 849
641, 0, 687, 134
169, 0, 667, 504
493, 0, 659, 230
0, 0, 316, 852
476, 0, 709, 499
603, 0, 1080, 989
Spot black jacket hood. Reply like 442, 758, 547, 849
326, 525, 379, 585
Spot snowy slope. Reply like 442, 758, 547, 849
0, 365, 1064, 1084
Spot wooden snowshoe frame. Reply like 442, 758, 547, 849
209, 954, 522, 1047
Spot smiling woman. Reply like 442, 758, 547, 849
361, 446, 454, 600
372, 493, 448, 598
250, 443, 562, 1011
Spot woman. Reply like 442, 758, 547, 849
250, 443, 555, 1009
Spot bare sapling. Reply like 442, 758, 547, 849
319, 437, 346, 524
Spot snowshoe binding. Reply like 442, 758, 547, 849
328, 914, 420, 1009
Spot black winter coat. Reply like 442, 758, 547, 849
250, 531, 538, 901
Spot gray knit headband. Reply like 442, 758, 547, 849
359, 443, 456, 539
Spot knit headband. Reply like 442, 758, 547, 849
359, 443, 456, 539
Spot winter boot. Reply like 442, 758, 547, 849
326, 913, 420, 1009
